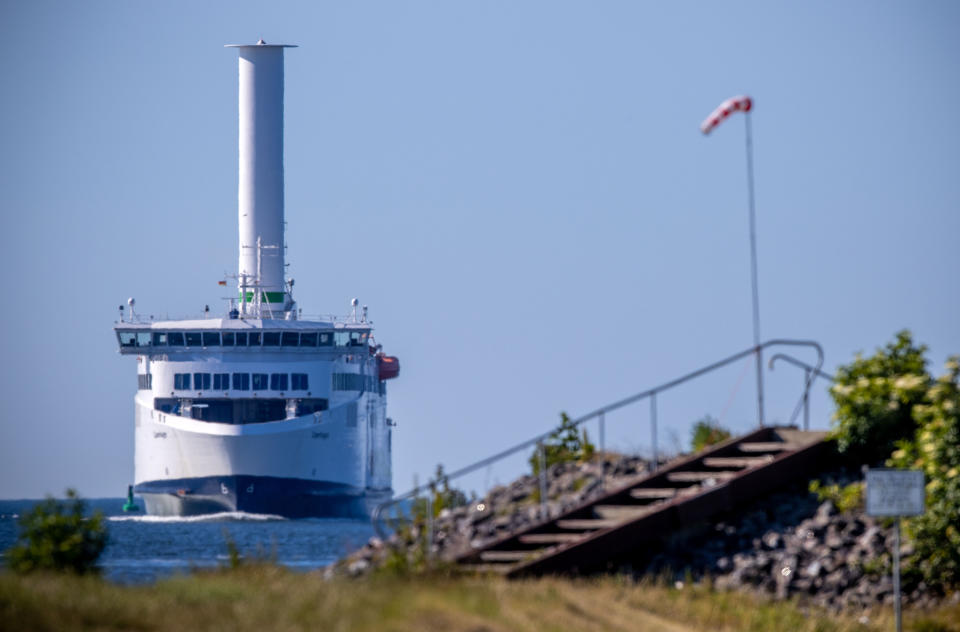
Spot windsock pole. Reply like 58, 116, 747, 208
744, 109, 764, 427
701, 95, 764, 426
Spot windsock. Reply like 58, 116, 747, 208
700, 95, 752, 135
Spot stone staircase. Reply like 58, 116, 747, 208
455, 426, 830, 577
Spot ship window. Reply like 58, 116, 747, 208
152, 332, 168, 346
118, 332, 136, 348
137, 374, 152, 390
202, 332, 220, 346
193, 373, 211, 390
299, 332, 317, 347
252, 373, 269, 390
270, 373, 288, 390
291, 373, 309, 390
221, 332, 235, 346
332, 373, 365, 391
295, 398, 327, 415
234, 332, 247, 346
174, 373, 191, 390
263, 332, 281, 346
213, 373, 230, 390
248, 332, 261, 346
232, 373, 250, 391
236, 399, 286, 424
185, 332, 202, 347
136, 332, 152, 347
335, 331, 367, 347
168, 332, 185, 346
281, 332, 299, 347
319, 332, 333, 346
188, 399, 234, 423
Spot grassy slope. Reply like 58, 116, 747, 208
1, 567, 958, 632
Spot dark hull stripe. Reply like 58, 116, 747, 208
135, 475, 378, 519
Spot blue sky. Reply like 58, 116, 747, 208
1, 1, 957, 498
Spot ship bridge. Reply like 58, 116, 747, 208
114, 319, 371, 354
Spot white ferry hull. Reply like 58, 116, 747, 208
133, 396, 391, 518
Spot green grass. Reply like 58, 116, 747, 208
1, 566, 957, 632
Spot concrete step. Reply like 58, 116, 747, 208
629, 488, 677, 500
666, 470, 737, 483
738, 442, 794, 453
556, 518, 621, 530
593, 505, 654, 520
518, 533, 585, 545
702, 455, 775, 468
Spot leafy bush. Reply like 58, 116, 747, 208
413, 464, 468, 520
889, 357, 960, 591
690, 416, 731, 452
829, 330, 931, 465
831, 330, 959, 592
6, 489, 108, 575
808, 479, 864, 513
529, 412, 596, 475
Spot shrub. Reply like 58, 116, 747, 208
889, 357, 960, 591
808, 479, 864, 513
829, 330, 931, 465
413, 464, 468, 520
690, 416, 731, 452
6, 489, 108, 575
529, 412, 596, 476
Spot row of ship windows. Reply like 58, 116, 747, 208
140, 372, 376, 393
118, 330, 369, 349
169, 372, 310, 392
331, 373, 379, 392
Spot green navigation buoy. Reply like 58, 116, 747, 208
122, 484, 140, 512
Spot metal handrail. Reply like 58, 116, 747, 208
769, 352, 835, 431
769, 353, 835, 382
372, 338, 824, 539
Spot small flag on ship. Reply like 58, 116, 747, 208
218, 280, 227, 286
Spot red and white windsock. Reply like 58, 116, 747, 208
700, 95, 752, 135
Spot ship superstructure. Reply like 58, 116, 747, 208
113, 41, 398, 517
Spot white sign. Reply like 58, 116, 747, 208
866, 469, 925, 517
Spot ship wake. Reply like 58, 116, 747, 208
108, 511, 287, 523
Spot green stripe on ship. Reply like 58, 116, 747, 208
240, 291, 286, 303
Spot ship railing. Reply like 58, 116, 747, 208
371, 338, 827, 544
116, 311, 366, 325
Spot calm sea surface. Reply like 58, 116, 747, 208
0, 498, 373, 584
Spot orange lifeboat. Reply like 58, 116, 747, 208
377, 354, 400, 380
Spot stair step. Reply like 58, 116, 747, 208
593, 505, 654, 520
738, 442, 793, 453
702, 455, 775, 468
629, 488, 677, 499
480, 550, 534, 562
518, 533, 585, 545
666, 470, 737, 483
556, 518, 621, 530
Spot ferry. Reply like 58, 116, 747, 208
113, 41, 398, 517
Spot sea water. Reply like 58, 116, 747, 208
0, 498, 373, 584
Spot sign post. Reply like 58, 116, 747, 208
865, 469, 925, 632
